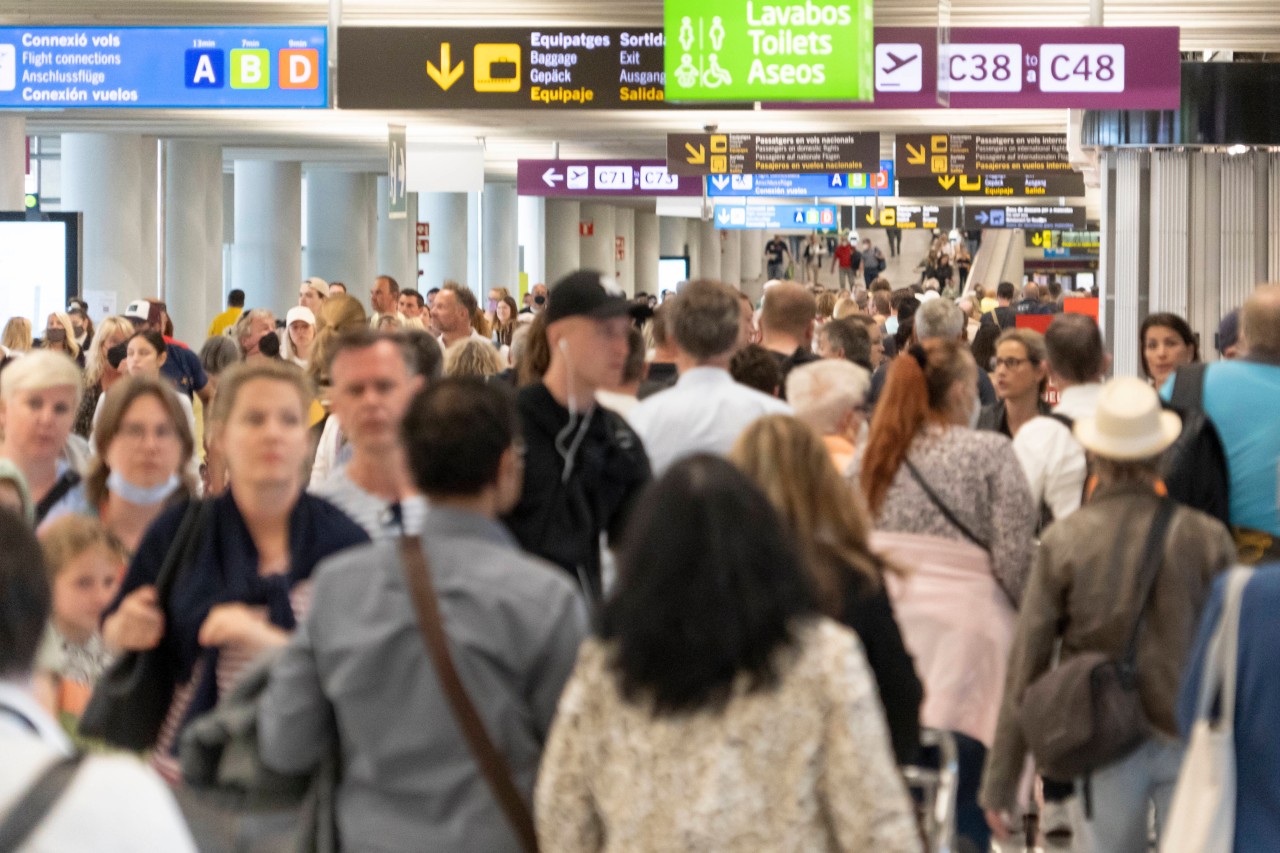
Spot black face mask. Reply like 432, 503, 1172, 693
107, 340, 128, 369
534, 295, 546, 306
45, 328, 66, 344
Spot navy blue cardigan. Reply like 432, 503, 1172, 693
106, 490, 369, 733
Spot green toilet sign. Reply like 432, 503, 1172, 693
663, 0, 874, 102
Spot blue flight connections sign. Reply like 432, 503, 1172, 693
714, 203, 839, 231
0, 27, 328, 109
706, 159, 895, 198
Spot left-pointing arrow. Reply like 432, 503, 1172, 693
426, 43, 465, 91
542, 168, 564, 187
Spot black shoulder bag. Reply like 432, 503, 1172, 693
80, 499, 211, 751
1018, 499, 1176, 781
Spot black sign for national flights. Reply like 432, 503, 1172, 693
667, 131, 880, 176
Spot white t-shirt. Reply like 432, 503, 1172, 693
0, 681, 197, 852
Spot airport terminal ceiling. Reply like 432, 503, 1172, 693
5, 0, 1280, 177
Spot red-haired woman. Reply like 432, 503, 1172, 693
850, 337, 1036, 853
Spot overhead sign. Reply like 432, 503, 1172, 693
896, 133, 1070, 178
856, 204, 955, 230
1025, 229, 1100, 251
337, 27, 742, 110
765, 26, 1179, 110
964, 206, 1085, 230
667, 131, 879, 176
387, 125, 407, 220
898, 171, 1086, 197
516, 159, 703, 197
706, 159, 893, 197
713, 203, 838, 230
661, 0, 874, 103
0, 27, 326, 109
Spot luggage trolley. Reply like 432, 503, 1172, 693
901, 728, 960, 853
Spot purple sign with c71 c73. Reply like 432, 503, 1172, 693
764, 26, 1180, 111
516, 159, 704, 198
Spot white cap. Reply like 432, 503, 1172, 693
286, 306, 316, 327
301, 277, 328, 296
124, 299, 150, 322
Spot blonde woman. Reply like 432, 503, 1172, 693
2, 316, 33, 355
41, 312, 83, 367
75, 315, 133, 439
730, 415, 922, 765
0, 351, 85, 525
443, 337, 502, 379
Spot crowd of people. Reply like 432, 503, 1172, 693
0, 264, 1278, 853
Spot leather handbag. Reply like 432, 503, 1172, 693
80, 499, 210, 751
1018, 499, 1175, 780
1160, 566, 1252, 853
398, 536, 539, 853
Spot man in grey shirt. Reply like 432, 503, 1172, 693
259, 379, 588, 852
311, 329, 432, 540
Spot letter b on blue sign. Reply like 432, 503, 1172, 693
185, 49, 225, 88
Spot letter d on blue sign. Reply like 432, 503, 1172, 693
185, 49, 225, 88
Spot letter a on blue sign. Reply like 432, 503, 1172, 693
794, 210, 804, 223
185, 49, 225, 88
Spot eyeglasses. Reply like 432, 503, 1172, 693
992, 356, 1031, 370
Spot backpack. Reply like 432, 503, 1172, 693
1161, 364, 1231, 527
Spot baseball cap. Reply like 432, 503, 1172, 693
544, 271, 630, 324
301, 276, 328, 296
124, 299, 158, 324
286, 306, 316, 327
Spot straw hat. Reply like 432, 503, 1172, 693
1073, 376, 1182, 461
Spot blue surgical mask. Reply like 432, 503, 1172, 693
107, 471, 180, 506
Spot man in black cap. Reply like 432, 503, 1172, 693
501, 270, 651, 606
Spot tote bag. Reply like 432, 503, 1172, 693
1160, 566, 1253, 853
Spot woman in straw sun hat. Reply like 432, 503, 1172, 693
980, 376, 1237, 853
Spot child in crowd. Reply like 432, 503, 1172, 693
34, 515, 126, 733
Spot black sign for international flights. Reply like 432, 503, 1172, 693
337, 27, 744, 109
666, 132, 880, 177
896, 133, 1072, 179
897, 171, 1086, 197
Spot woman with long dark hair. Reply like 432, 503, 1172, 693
536, 454, 921, 852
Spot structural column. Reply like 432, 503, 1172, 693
376, 177, 416, 293
417, 192, 469, 288
579, 203, 616, 277
720, 230, 742, 289
482, 182, 519, 290
518, 195, 546, 289
634, 212, 659, 297
305, 170, 375, 291
545, 199, 581, 284
164, 141, 223, 345
62, 133, 158, 311
0, 116, 25, 211
697, 219, 722, 281
740, 230, 765, 300
231, 160, 301, 313
614, 207, 635, 297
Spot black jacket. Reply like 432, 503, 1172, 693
502, 384, 651, 604
840, 570, 923, 766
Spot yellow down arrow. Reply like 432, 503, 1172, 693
938, 175, 956, 190
426, 43, 465, 91
685, 143, 706, 165
905, 143, 926, 165
864, 208, 877, 224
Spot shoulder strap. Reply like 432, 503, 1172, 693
0, 753, 85, 852
1169, 362, 1208, 412
33, 471, 81, 526
903, 458, 990, 552
397, 537, 539, 853
154, 499, 210, 601
1122, 499, 1177, 667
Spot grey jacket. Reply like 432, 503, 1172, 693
979, 485, 1236, 810
258, 507, 588, 852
